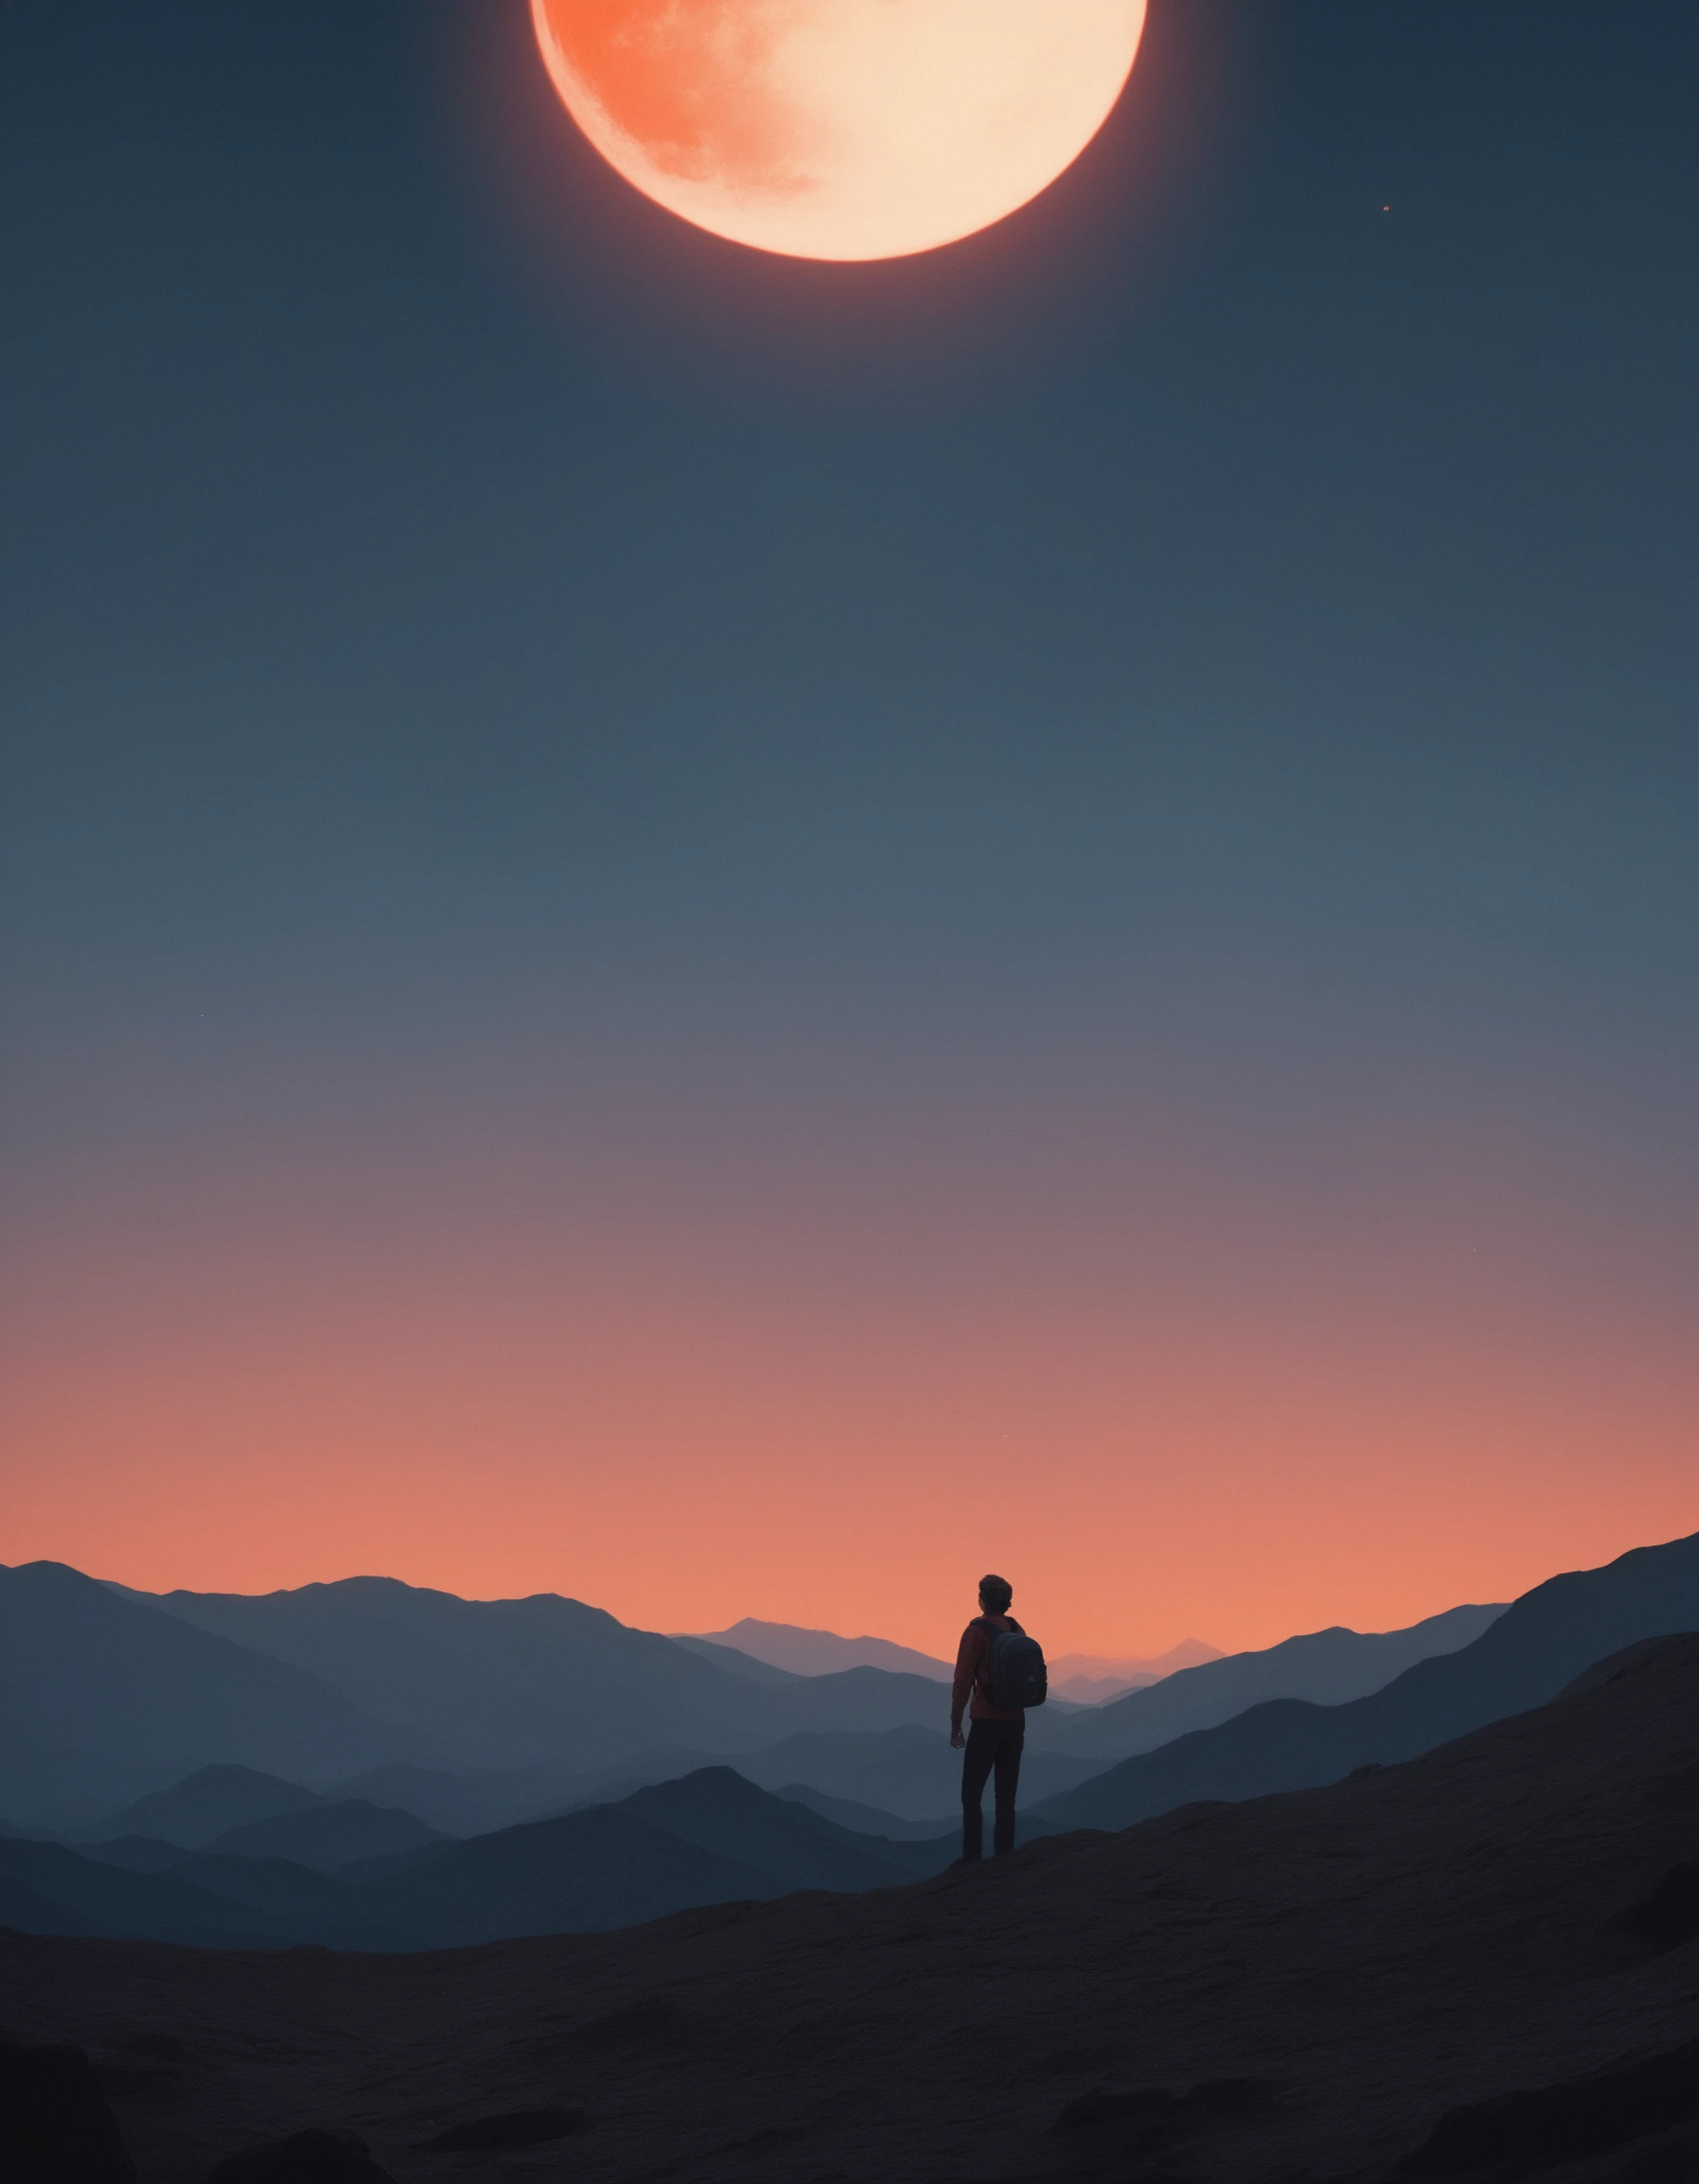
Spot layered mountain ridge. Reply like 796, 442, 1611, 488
0, 1531, 1693, 1955
6, 1629, 1696, 2183
0, 1555, 1522, 1829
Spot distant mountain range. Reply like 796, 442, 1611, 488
680, 1621, 1226, 1703
1044, 1641, 1222, 1702
2, 1535, 1688, 1871
1039, 1600, 1507, 1759
206, 1796, 447, 1871
122, 1574, 1013, 1762
4, 1566, 976, 1822
676, 1619, 955, 1681
0, 1769, 951, 1950
0, 1562, 429, 1821
0, 1532, 1692, 1951
119, 1575, 812, 1768
0, 1558, 1494, 1829
1032, 1530, 1699, 1829
5, 1527, 1696, 1951
87, 1762, 326, 1847
672, 1611, 1502, 1746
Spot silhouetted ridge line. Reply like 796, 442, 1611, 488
0, 1565, 428, 1825
1033, 1532, 1699, 1830
1046, 1600, 1507, 1757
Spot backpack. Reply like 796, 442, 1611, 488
982, 1621, 1048, 1710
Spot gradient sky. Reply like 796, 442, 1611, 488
2, 0, 1695, 1659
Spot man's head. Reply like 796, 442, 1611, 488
978, 1573, 1014, 1614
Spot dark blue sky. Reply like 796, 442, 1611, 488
3, 1, 1694, 1639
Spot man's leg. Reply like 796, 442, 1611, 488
960, 1722, 998, 1861
992, 1720, 1025, 1855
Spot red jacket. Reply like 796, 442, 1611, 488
951, 1613, 1025, 1731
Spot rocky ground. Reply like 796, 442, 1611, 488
4, 1637, 1696, 2184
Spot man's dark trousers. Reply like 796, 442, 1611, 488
960, 1717, 1024, 1859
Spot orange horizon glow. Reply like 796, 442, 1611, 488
529, 0, 1148, 263
4, 1083, 1693, 1662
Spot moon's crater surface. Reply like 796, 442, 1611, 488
531, 0, 1148, 262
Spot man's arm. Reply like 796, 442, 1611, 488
950, 1623, 982, 1749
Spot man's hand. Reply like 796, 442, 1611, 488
950, 1725, 965, 1749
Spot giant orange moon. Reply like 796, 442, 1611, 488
530, 0, 1148, 263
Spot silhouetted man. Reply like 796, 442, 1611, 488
950, 1573, 1026, 1860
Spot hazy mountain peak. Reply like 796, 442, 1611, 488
678, 1619, 955, 1681
86, 1764, 322, 1850
1046, 1640, 1224, 1702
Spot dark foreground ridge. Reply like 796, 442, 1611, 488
3, 1631, 1695, 2183
1395, 2035, 1699, 2176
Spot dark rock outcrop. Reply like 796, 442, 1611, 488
0, 2040, 136, 2184
1614, 1863, 1699, 1956
207, 2129, 393, 2182
420, 2106, 588, 2150
1055, 2078, 1276, 2138
1398, 2036, 1699, 2174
